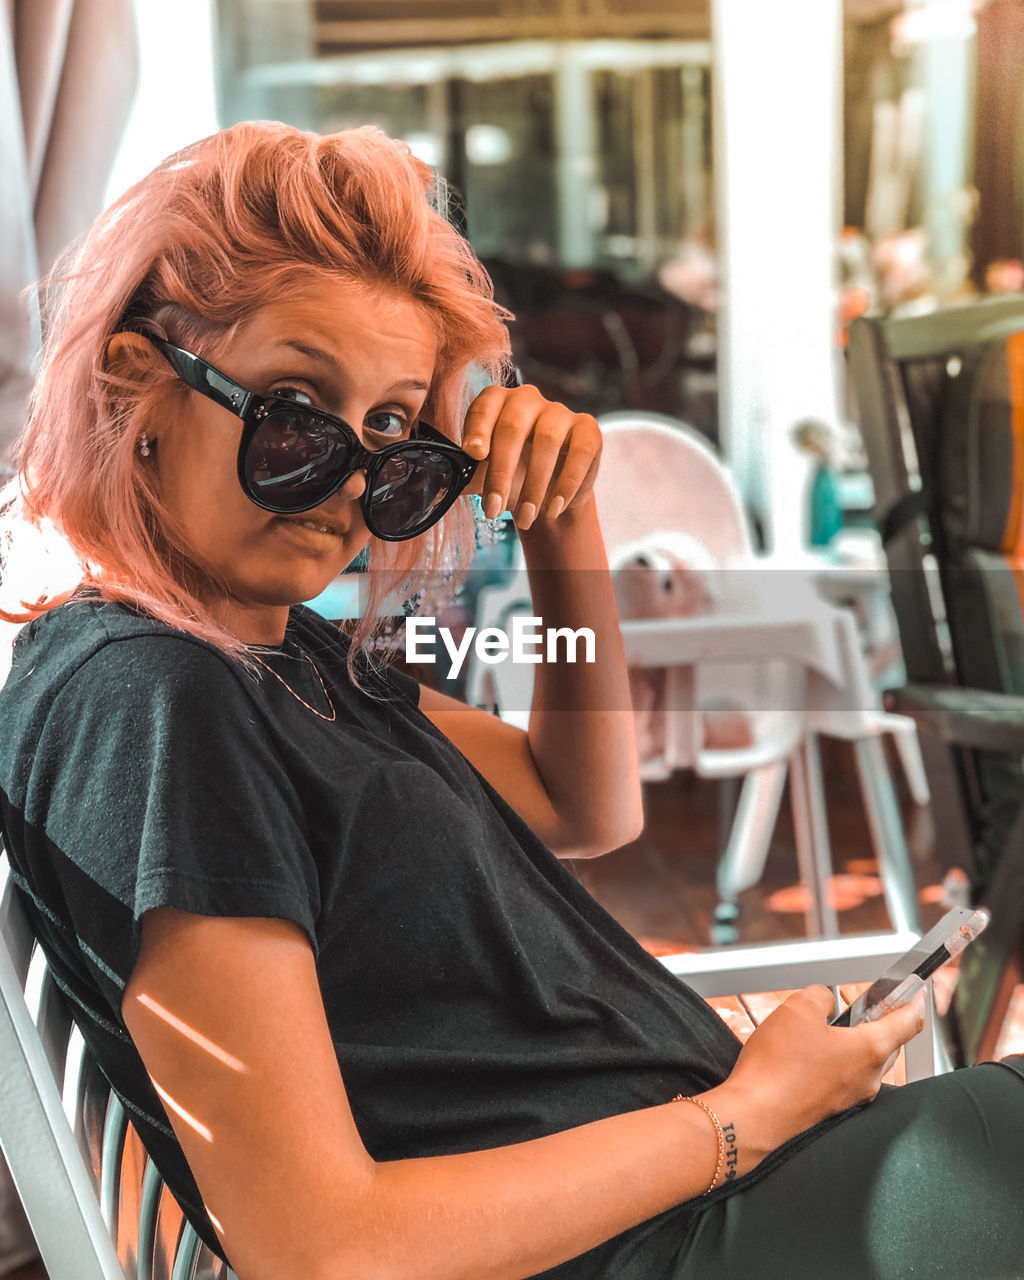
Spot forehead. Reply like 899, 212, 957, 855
227, 276, 439, 370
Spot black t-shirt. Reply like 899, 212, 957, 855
0, 598, 740, 1272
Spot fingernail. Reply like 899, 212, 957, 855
464, 436, 486, 457
484, 492, 503, 520
547, 496, 565, 519
517, 502, 537, 530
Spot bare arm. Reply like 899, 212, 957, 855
420, 384, 643, 857
123, 909, 925, 1280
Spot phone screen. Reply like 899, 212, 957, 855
830, 905, 990, 1027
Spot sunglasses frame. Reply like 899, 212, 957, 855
148, 337, 478, 541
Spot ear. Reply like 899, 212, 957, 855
103, 330, 158, 375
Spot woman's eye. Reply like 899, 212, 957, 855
272, 385, 314, 406
366, 411, 408, 438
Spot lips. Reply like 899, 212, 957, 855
278, 515, 342, 538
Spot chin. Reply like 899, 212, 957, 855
239, 574, 340, 611
293, 577, 342, 608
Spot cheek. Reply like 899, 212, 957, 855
155, 426, 246, 535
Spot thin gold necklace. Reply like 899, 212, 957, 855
250, 641, 337, 722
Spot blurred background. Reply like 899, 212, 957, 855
5, 0, 1024, 552
5, 7, 1024, 1271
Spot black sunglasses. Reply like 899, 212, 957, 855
149, 338, 478, 541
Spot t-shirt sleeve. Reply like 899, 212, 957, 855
32, 634, 319, 1007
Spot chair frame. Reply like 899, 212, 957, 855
667, 929, 940, 1083
0, 852, 231, 1280
849, 294, 1024, 1062
617, 608, 923, 938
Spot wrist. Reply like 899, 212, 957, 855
671, 1095, 733, 1193
697, 1082, 783, 1180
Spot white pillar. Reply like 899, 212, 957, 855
711, 0, 843, 554
0, 15, 39, 457
554, 46, 598, 269
105, 0, 219, 204
919, 16, 976, 294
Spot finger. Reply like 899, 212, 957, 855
462, 383, 548, 459
513, 405, 574, 528
867, 988, 927, 1058
541, 416, 601, 519
464, 457, 489, 499
477, 394, 547, 519
460, 385, 515, 462
787, 985, 838, 1020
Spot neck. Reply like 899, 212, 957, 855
206, 597, 292, 647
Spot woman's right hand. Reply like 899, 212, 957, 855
703, 984, 927, 1179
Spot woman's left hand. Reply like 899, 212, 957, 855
460, 384, 602, 531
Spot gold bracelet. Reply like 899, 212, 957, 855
672, 1094, 726, 1195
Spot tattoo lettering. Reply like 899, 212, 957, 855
722, 1121, 738, 1182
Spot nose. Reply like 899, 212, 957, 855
335, 468, 367, 502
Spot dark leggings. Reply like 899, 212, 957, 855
558, 1058, 1024, 1280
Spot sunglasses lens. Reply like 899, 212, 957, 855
242, 408, 465, 535
367, 449, 460, 538
243, 407, 351, 511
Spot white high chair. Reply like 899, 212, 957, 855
465, 413, 925, 942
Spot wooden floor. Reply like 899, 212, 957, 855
578, 736, 936, 949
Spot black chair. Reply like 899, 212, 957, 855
849, 294, 1024, 1063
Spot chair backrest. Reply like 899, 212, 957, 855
594, 413, 753, 567
592, 412, 814, 765
849, 297, 1024, 684
849, 296, 1024, 876
0, 847, 228, 1280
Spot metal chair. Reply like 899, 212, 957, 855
0, 848, 235, 1280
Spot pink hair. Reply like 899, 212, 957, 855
2, 121, 512, 675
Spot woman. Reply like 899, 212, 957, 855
0, 122, 1022, 1280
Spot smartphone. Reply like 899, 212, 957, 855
829, 905, 990, 1027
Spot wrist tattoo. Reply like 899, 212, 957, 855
722, 1121, 738, 1182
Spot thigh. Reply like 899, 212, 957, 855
672, 1060, 1024, 1280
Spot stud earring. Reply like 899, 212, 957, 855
137, 432, 151, 458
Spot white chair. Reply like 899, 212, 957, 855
0, 850, 235, 1280
466, 413, 924, 942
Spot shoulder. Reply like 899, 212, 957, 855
2, 598, 257, 734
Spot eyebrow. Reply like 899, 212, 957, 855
280, 338, 430, 393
